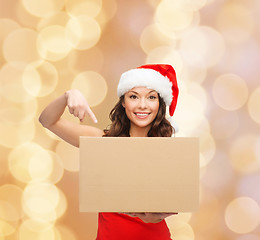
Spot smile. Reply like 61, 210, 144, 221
134, 112, 151, 119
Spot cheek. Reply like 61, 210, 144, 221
123, 103, 132, 117
124, 101, 135, 112
152, 102, 159, 113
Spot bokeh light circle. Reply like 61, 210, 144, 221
174, 92, 207, 136
0, 200, 18, 223
28, 150, 53, 181
37, 25, 73, 61
14, 0, 40, 29
55, 141, 79, 172
0, 218, 16, 237
167, 220, 194, 240
55, 225, 77, 240
3, 28, 42, 64
22, 64, 41, 97
0, 120, 35, 148
248, 87, 260, 124
0, 97, 38, 124
166, 213, 192, 225
37, 12, 70, 31
0, 186, 21, 236
212, 74, 248, 111
66, 15, 101, 50
46, 151, 64, 184
199, 133, 216, 167
180, 26, 225, 68
0, 184, 23, 221
22, 61, 58, 97
22, 0, 65, 18
22, 182, 60, 216
71, 71, 108, 107
184, 65, 207, 84
0, 62, 35, 103
177, 0, 207, 11
96, 0, 117, 25
65, 0, 102, 18
8, 142, 52, 183
22, 185, 67, 222
216, 3, 254, 45
229, 135, 260, 174
0, 18, 20, 47
187, 83, 208, 111
19, 219, 55, 240
140, 24, 175, 55
155, 0, 194, 34
225, 197, 260, 234
54, 189, 68, 220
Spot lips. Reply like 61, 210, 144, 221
134, 112, 150, 119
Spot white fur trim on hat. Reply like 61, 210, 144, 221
117, 68, 173, 106
168, 118, 179, 133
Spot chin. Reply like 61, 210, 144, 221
134, 121, 153, 128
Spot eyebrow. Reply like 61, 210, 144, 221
128, 90, 156, 94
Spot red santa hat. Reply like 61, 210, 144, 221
117, 64, 179, 116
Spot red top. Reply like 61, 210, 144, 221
96, 213, 172, 240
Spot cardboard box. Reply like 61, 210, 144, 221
79, 137, 199, 212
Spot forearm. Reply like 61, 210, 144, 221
39, 93, 67, 128
124, 212, 177, 223
138, 213, 164, 223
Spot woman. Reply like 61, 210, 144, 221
39, 64, 179, 240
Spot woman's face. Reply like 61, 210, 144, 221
122, 87, 160, 130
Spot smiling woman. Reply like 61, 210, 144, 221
39, 64, 179, 240
123, 88, 159, 128
117, 87, 160, 136
104, 87, 172, 137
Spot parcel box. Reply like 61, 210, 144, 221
79, 137, 199, 212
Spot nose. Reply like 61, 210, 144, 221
139, 98, 147, 109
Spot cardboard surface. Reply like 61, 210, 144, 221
79, 137, 199, 212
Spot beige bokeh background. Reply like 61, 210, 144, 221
0, 0, 260, 239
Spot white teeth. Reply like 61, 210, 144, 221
136, 113, 149, 116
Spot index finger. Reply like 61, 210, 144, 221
86, 106, 98, 123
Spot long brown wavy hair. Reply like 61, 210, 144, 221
103, 94, 174, 137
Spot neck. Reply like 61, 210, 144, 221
129, 124, 151, 137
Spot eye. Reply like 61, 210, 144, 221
130, 94, 137, 99
148, 95, 157, 99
